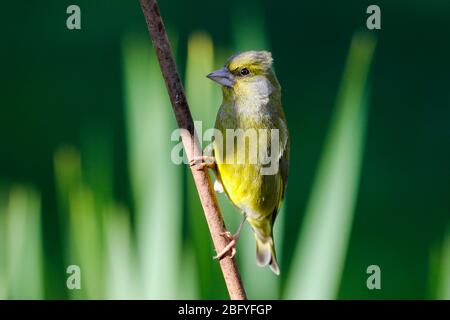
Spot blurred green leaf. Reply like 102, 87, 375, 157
3, 186, 43, 299
122, 33, 182, 299
104, 204, 139, 299
285, 32, 376, 300
431, 232, 450, 299
68, 186, 104, 299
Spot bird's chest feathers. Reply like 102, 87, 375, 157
215, 79, 278, 159
218, 80, 275, 129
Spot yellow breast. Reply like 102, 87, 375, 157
213, 108, 282, 220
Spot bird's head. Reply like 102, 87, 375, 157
207, 51, 280, 100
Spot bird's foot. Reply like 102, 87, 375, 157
213, 231, 237, 260
189, 156, 215, 171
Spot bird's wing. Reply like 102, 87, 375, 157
270, 110, 289, 226
277, 111, 290, 199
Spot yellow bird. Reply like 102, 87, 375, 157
191, 51, 289, 275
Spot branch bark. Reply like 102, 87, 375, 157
139, 0, 247, 300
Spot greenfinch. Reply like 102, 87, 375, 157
192, 51, 289, 275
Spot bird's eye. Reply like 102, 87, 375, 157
239, 68, 250, 76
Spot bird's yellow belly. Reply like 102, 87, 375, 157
216, 161, 280, 219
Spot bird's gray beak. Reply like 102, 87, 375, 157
206, 67, 234, 87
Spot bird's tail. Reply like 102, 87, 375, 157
255, 236, 280, 275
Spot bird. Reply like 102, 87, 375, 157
190, 51, 289, 275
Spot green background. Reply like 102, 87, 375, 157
0, 0, 449, 299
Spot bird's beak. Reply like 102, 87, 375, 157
206, 67, 234, 87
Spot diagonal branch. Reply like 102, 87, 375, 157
139, 0, 247, 300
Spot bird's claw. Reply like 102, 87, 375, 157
189, 156, 215, 171
214, 231, 237, 260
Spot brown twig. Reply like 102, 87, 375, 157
139, 0, 247, 300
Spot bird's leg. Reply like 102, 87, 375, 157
214, 214, 247, 260
233, 214, 247, 240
